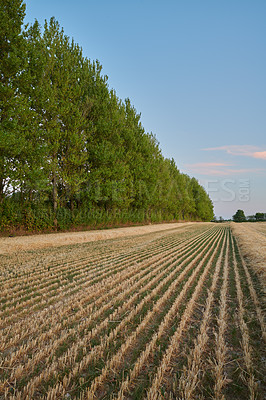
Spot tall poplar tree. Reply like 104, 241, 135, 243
0, 0, 26, 202
25, 18, 91, 225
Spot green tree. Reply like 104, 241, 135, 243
25, 18, 91, 225
233, 209, 246, 222
0, 0, 26, 202
85, 90, 132, 212
189, 177, 213, 221
0, 3, 217, 231
255, 212, 265, 221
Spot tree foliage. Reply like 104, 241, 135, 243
0, 0, 27, 202
233, 209, 246, 223
255, 212, 266, 221
246, 213, 266, 222
0, 3, 214, 231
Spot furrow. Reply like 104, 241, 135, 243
231, 233, 257, 400
1, 227, 214, 348
82, 229, 223, 400
177, 230, 228, 400
0, 227, 214, 326
144, 229, 225, 400
13, 229, 220, 399
232, 234, 265, 342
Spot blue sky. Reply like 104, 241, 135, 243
24, 0, 266, 219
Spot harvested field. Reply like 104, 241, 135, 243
0, 222, 198, 255
0, 223, 265, 399
231, 222, 266, 286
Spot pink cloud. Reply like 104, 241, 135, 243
203, 145, 266, 159
187, 162, 231, 167
253, 151, 266, 160
226, 168, 265, 174
185, 162, 265, 176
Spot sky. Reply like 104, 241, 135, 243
23, 0, 266, 219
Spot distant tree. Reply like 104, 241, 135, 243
247, 215, 256, 222
219, 216, 224, 222
233, 209, 246, 222
255, 212, 265, 221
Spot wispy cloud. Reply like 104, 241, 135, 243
185, 162, 265, 176
184, 145, 266, 176
185, 162, 231, 175
253, 151, 266, 160
202, 145, 266, 159
188, 162, 232, 167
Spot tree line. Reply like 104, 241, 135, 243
233, 210, 266, 222
0, 0, 214, 232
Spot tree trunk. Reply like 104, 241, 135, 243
52, 173, 58, 229
0, 179, 4, 204
0, 160, 5, 204
70, 194, 75, 224
29, 189, 33, 203
70, 196, 74, 213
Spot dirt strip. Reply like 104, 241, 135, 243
0, 222, 205, 254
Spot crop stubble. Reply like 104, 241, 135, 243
0, 223, 265, 399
